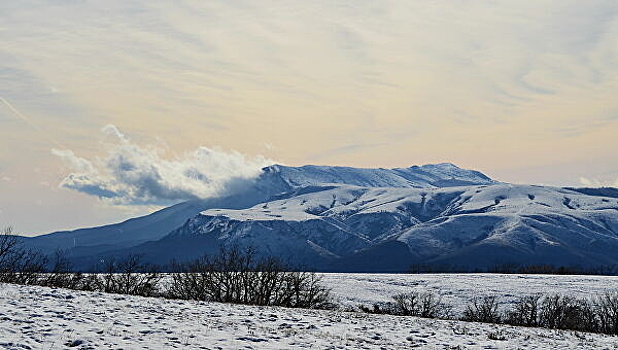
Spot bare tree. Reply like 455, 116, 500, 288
0, 227, 20, 275
0, 227, 48, 284
38, 250, 85, 289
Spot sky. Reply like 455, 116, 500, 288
1, 0, 618, 236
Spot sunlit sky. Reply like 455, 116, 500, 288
1, 1, 618, 235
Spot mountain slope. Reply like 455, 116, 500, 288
118, 183, 618, 271
394, 185, 618, 270
19, 177, 287, 256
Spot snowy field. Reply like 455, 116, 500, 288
322, 273, 618, 313
2, 283, 618, 350
2, 274, 618, 349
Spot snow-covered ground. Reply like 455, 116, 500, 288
2, 274, 618, 349
323, 273, 618, 313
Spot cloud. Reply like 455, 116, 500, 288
53, 126, 274, 205
51, 149, 94, 173
101, 124, 128, 143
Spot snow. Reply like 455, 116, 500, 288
198, 183, 618, 229
200, 185, 422, 221
2, 279, 618, 349
322, 273, 618, 314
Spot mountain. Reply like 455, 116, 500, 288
18, 163, 618, 272
20, 163, 490, 255
117, 183, 618, 271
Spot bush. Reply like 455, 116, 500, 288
462, 296, 501, 323
89, 254, 162, 296
358, 302, 391, 314
0, 227, 19, 263
504, 295, 541, 327
37, 250, 85, 289
391, 291, 452, 318
0, 227, 48, 284
538, 294, 597, 332
595, 292, 618, 335
167, 246, 332, 309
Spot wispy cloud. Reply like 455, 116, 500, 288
2, 2, 618, 158
53, 126, 274, 205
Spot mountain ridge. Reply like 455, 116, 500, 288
16, 163, 618, 272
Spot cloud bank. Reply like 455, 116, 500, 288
52, 126, 274, 205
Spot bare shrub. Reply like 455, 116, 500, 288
358, 302, 392, 314
462, 296, 501, 323
595, 292, 618, 335
504, 295, 541, 327
37, 250, 86, 289
3, 249, 47, 285
90, 255, 162, 296
0, 227, 47, 285
0, 229, 86, 288
391, 291, 452, 318
166, 246, 332, 309
538, 294, 597, 332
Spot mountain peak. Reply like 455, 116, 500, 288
259, 163, 495, 189
422, 162, 459, 168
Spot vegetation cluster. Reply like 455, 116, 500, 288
0, 227, 331, 309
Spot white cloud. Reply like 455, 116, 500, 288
53, 126, 274, 205
101, 124, 128, 143
51, 149, 95, 174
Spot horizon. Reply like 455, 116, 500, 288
2, 1, 618, 235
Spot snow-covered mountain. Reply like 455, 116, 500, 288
19, 163, 618, 271
20, 163, 490, 253
133, 183, 618, 271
